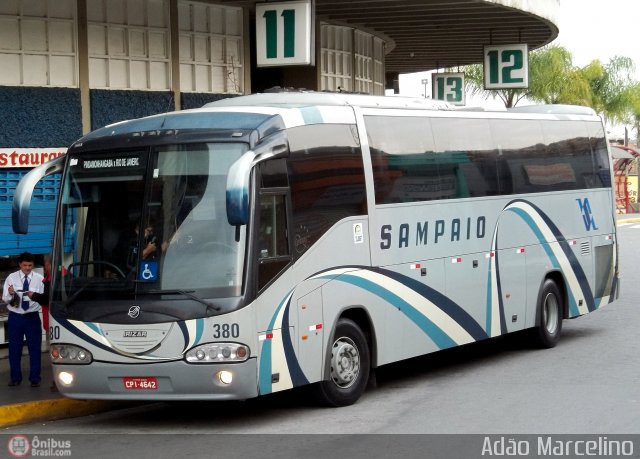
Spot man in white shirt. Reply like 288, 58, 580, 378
2, 252, 45, 387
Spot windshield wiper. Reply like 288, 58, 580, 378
62, 279, 95, 310
145, 289, 221, 313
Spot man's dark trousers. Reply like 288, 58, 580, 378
8, 311, 42, 384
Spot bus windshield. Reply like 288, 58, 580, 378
54, 142, 248, 311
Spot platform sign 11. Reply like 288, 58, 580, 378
483, 44, 529, 89
432, 72, 465, 105
256, 0, 313, 66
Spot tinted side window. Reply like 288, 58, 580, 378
539, 120, 593, 191
286, 124, 366, 258
367, 115, 498, 203
257, 193, 290, 291
366, 115, 609, 204
431, 117, 500, 197
585, 121, 612, 187
491, 119, 606, 193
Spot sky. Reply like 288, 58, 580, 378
398, 0, 640, 120
555, 0, 640, 72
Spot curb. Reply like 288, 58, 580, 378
0, 399, 132, 428
617, 218, 640, 225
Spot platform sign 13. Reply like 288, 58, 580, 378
432, 72, 465, 105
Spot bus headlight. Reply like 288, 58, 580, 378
185, 343, 250, 363
58, 371, 75, 386
217, 371, 233, 385
51, 344, 93, 364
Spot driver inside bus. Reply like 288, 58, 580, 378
113, 222, 158, 274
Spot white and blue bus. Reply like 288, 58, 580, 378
13, 93, 618, 406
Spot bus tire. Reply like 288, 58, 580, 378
531, 279, 563, 348
314, 318, 370, 407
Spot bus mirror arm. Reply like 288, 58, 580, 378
12, 155, 66, 234
226, 138, 288, 226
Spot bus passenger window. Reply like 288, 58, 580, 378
257, 194, 290, 291
259, 194, 288, 259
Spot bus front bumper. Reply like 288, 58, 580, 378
52, 358, 259, 401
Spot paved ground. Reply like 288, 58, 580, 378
0, 347, 131, 428
1, 213, 639, 428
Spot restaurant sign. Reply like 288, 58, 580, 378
0, 148, 67, 168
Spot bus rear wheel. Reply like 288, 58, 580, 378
314, 318, 370, 407
531, 279, 563, 348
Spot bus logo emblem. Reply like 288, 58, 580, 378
128, 306, 141, 319
577, 198, 598, 231
123, 330, 147, 337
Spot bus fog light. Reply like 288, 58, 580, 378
217, 371, 233, 385
196, 350, 206, 360
58, 371, 74, 386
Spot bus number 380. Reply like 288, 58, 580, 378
213, 323, 240, 339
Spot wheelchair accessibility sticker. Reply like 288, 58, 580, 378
138, 261, 158, 281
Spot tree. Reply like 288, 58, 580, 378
578, 56, 637, 125
626, 83, 640, 144
527, 46, 590, 105
460, 45, 638, 125
461, 45, 587, 108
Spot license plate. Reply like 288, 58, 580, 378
123, 377, 158, 390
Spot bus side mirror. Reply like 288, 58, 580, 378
12, 156, 66, 234
226, 152, 256, 226
226, 138, 288, 226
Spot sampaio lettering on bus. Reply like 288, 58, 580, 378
380, 216, 487, 249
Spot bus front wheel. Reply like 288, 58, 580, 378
314, 318, 370, 407
531, 279, 563, 348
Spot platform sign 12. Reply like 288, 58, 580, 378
483, 44, 529, 89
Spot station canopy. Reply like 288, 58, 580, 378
219, 0, 559, 74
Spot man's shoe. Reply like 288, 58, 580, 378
8, 380, 21, 387
30, 381, 40, 388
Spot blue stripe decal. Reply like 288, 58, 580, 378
507, 205, 580, 315
56, 318, 114, 355
373, 267, 488, 341
485, 266, 493, 334
528, 201, 596, 312
282, 304, 309, 386
178, 318, 204, 353
331, 274, 458, 350
195, 319, 204, 345
493, 247, 508, 334
85, 322, 101, 335
485, 225, 507, 337
258, 343, 273, 394
508, 207, 559, 265
506, 200, 595, 314
506, 207, 584, 316
259, 291, 293, 395
177, 321, 190, 352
